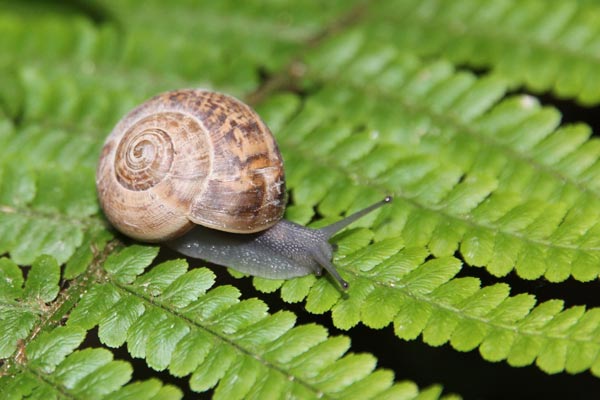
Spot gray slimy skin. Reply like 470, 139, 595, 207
168, 196, 392, 289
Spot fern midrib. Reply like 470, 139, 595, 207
341, 264, 596, 346
109, 278, 339, 399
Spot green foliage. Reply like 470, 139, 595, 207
2, 0, 600, 398
66, 245, 420, 399
0, 256, 59, 358
0, 325, 182, 399
279, 28, 600, 283
364, 0, 600, 105
276, 240, 600, 376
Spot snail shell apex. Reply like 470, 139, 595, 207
96, 89, 286, 241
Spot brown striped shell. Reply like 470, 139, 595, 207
96, 89, 286, 242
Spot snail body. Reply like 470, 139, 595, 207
170, 198, 391, 287
97, 89, 390, 288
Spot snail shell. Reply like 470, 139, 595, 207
96, 89, 286, 241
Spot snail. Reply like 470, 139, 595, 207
96, 89, 391, 289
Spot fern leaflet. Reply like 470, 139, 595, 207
0, 325, 182, 399
67, 245, 441, 399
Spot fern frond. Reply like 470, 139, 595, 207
271, 232, 600, 377
240, 33, 600, 380
0, 0, 352, 99
0, 66, 152, 266
364, 0, 600, 105
254, 30, 600, 284
3, 0, 599, 395
67, 245, 440, 399
0, 325, 181, 399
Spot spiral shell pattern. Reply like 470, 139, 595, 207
115, 126, 174, 191
96, 89, 286, 241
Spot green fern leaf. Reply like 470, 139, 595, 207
316, 237, 600, 376
0, 327, 181, 399
90, 0, 355, 91
261, 30, 600, 284
0, 256, 60, 359
0, 155, 98, 264
0, 257, 22, 298
67, 245, 434, 398
4, 0, 600, 396
64, 228, 112, 279
23, 255, 60, 303
26, 325, 86, 373
363, 0, 600, 105
103, 245, 159, 284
